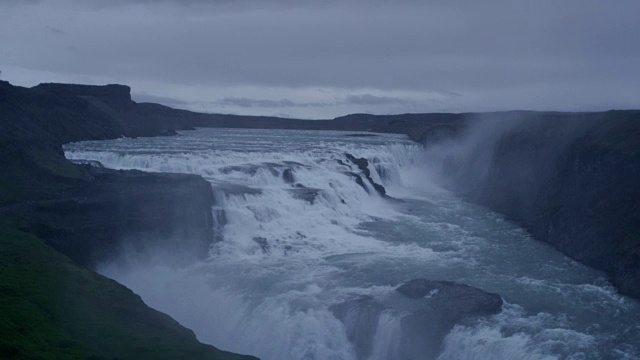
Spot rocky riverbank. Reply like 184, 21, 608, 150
2, 78, 639, 358
399, 112, 640, 299
0, 80, 258, 359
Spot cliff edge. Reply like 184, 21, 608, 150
0, 80, 257, 359
405, 112, 640, 298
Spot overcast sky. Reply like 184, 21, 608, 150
1, 0, 639, 118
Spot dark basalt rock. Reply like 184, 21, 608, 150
287, 187, 321, 204
26, 167, 216, 268
252, 237, 270, 254
330, 296, 385, 360
345, 153, 387, 196
396, 279, 503, 360
396, 279, 503, 315
345, 153, 369, 173
330, 280, 503, 360
347, 172, 369, 193
282, 168, 295, 184
33, 83, 133, 102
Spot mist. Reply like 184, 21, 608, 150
417, 114, 599, 221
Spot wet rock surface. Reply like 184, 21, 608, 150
396, 279, 503, 317
330, 279, 503, 360
344, 153, 387, 196
282, 168, 295, 183
330, 297, 385, 360
396, 280, 502, 359
25, 167, 216, 268
286, 187, 321, 204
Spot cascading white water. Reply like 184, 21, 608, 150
64, 128, 640, 360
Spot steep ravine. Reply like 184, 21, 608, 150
0, 81, 258, 359
3, 79, 639, 358
409, 115, 640, 298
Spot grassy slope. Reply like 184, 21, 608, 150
0, 216, 255, 360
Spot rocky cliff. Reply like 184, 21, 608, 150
407, 112, 640, 298
2, 78, 640, 357
0, 80, 256, 359
24, 167, 216, 268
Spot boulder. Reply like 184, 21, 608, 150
282, 168, 295, 184
344, 153, 387, 196
330, 280, 503, 360
396, 279, 503, 359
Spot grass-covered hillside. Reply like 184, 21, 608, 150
0, 81, 258, 359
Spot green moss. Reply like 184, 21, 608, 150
0, 178, 22, 206
0, 217, 91, 359
28, 150, 85, 180
0, 216, 256, 360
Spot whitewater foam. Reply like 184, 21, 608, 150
66, 128, 640, 360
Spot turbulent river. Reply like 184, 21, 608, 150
64, 128, 640, 360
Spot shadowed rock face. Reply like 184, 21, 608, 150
345, 153, 387, 196
282, 168, 295, 184
406, 114, 640, 299
330, 279, 503, 360
33, 83, 133, 102
0, 81, 260, 359
396, 279, 503, 360
330, 297, 385, 360
396, 279, 503, 320
24, 166, 216, 268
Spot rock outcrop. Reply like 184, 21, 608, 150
330, 279, 503, 360
282, 168, 295, 184
33, 83, 133, 102
25, 167, 215, 267
406, 113, 640, 298
396, 279, 503, 359
0, 80, 254, 359
345, 153, 387, 196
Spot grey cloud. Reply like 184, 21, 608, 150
44, 25, 65, 35
0, 0, 42, 5
212, 93, 438, 110
215, 97, 295, 108
344, 94, 410, 106
213, 97, 329, 109
1, 0, 639, 117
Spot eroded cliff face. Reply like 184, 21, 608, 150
1, 80, 218, 266
532, 125, 640, 297
25, 167, 216, 268
32, 83, 133, 102
0, 80, 256, 359
415, 113, 640, 298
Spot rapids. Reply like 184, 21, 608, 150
64, 128, 640, 360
